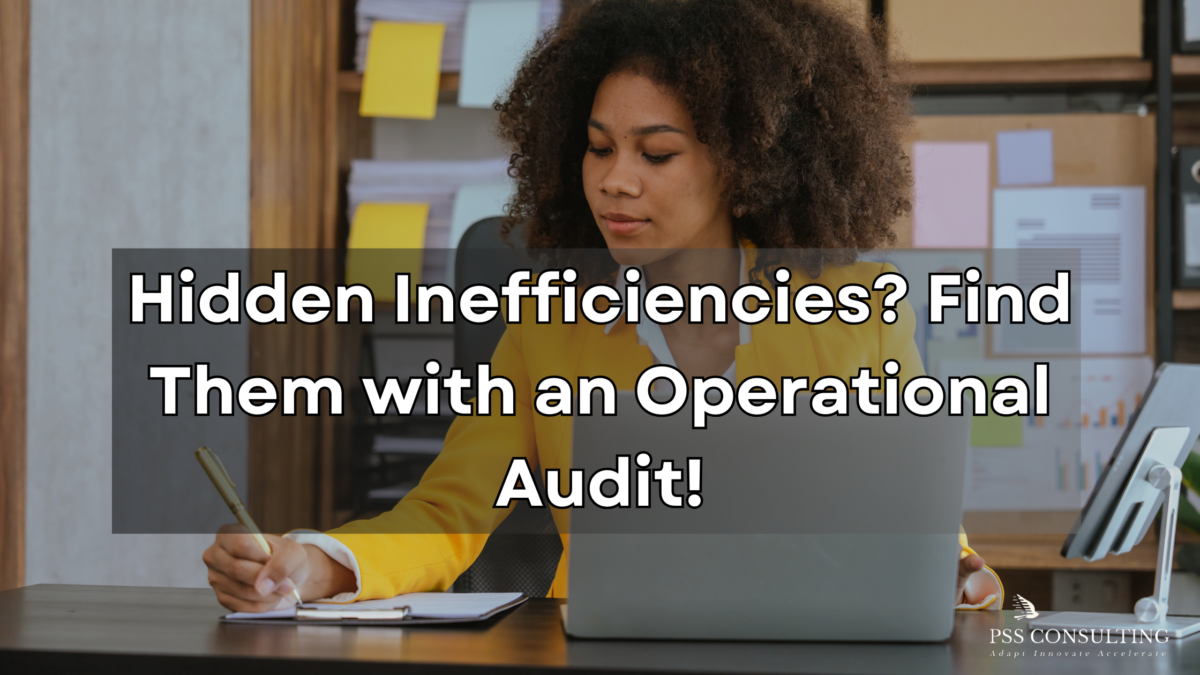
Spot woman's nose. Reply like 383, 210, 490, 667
599, 153, 642, 198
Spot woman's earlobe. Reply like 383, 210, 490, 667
733, 204, 747, 218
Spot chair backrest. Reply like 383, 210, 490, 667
451, 217, 563, 597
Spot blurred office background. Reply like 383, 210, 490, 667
2, 0, 1200, 615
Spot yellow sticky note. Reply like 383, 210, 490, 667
347, 203, 429, 302
969, 375, 1024, 448
361, 22, 445, 119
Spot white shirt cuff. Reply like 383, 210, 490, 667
284, 529, 362, 603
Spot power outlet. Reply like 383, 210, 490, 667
1051, 571, 1131, 613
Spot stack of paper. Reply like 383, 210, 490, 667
354, 0, 560, 74
347, 157, 513, 287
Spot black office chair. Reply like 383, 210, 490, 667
450, 217, 563, 597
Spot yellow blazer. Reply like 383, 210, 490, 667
326, 258, 999, 606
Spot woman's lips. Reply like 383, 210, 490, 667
602, 216, 650, 236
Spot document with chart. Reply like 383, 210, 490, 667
941, 356, 1154, 512
992, 187, 1146, 355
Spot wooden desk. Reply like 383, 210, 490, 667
2, 585, 1199, 674
970, 534, 1176, 571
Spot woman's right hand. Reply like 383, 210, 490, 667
202, 524, 313, 612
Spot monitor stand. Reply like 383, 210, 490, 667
1031, 427, 1200, 639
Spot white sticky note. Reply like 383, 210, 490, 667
912, 142, 990, 248
997, 129, 1054, 186
1188, 0, 1200, 43
1187, 202, 1200, 267
447, 180, 514, 288
459, 1, 542, 109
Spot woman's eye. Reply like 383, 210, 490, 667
587, 146, 611, 157
643, 153, 675, 164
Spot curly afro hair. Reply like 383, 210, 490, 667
494, 0, 913, 274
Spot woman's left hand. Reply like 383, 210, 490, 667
956, 550, 1001, 607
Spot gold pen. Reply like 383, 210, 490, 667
194, 446, 304, 606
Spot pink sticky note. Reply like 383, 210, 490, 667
912, 142, 990, 248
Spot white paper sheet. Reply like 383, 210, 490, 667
447, 179, 514, 288
1187, 0, 1200, 43
226, 591, 524, 621
1186, 202, 1200, 267
459, 0, 542, 109
992, 187, 1146, 355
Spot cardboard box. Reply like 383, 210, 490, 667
889, 0, 1143, 63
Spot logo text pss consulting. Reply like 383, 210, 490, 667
991, 595, 1170, 656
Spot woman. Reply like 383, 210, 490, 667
204, 0, 1003, 612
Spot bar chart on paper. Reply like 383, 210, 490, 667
1069, 357, 1155, 498
941, 356, 1154, 511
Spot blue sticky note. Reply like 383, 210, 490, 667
447, 180, 514, 288
459, 0, 542, 109
996, 129, 1054, 186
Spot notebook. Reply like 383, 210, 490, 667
222, 592, 527, 626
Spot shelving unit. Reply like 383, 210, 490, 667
336, 70, 460, 96
902, 55, 1200, 91
327, 56, 1200, 99
1176, 289, 1200, 310
902, 58, 1152, 90
971, 534, 1182, 571
1173, 54, 1200, 82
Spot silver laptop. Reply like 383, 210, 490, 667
564, 392, 971, 641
